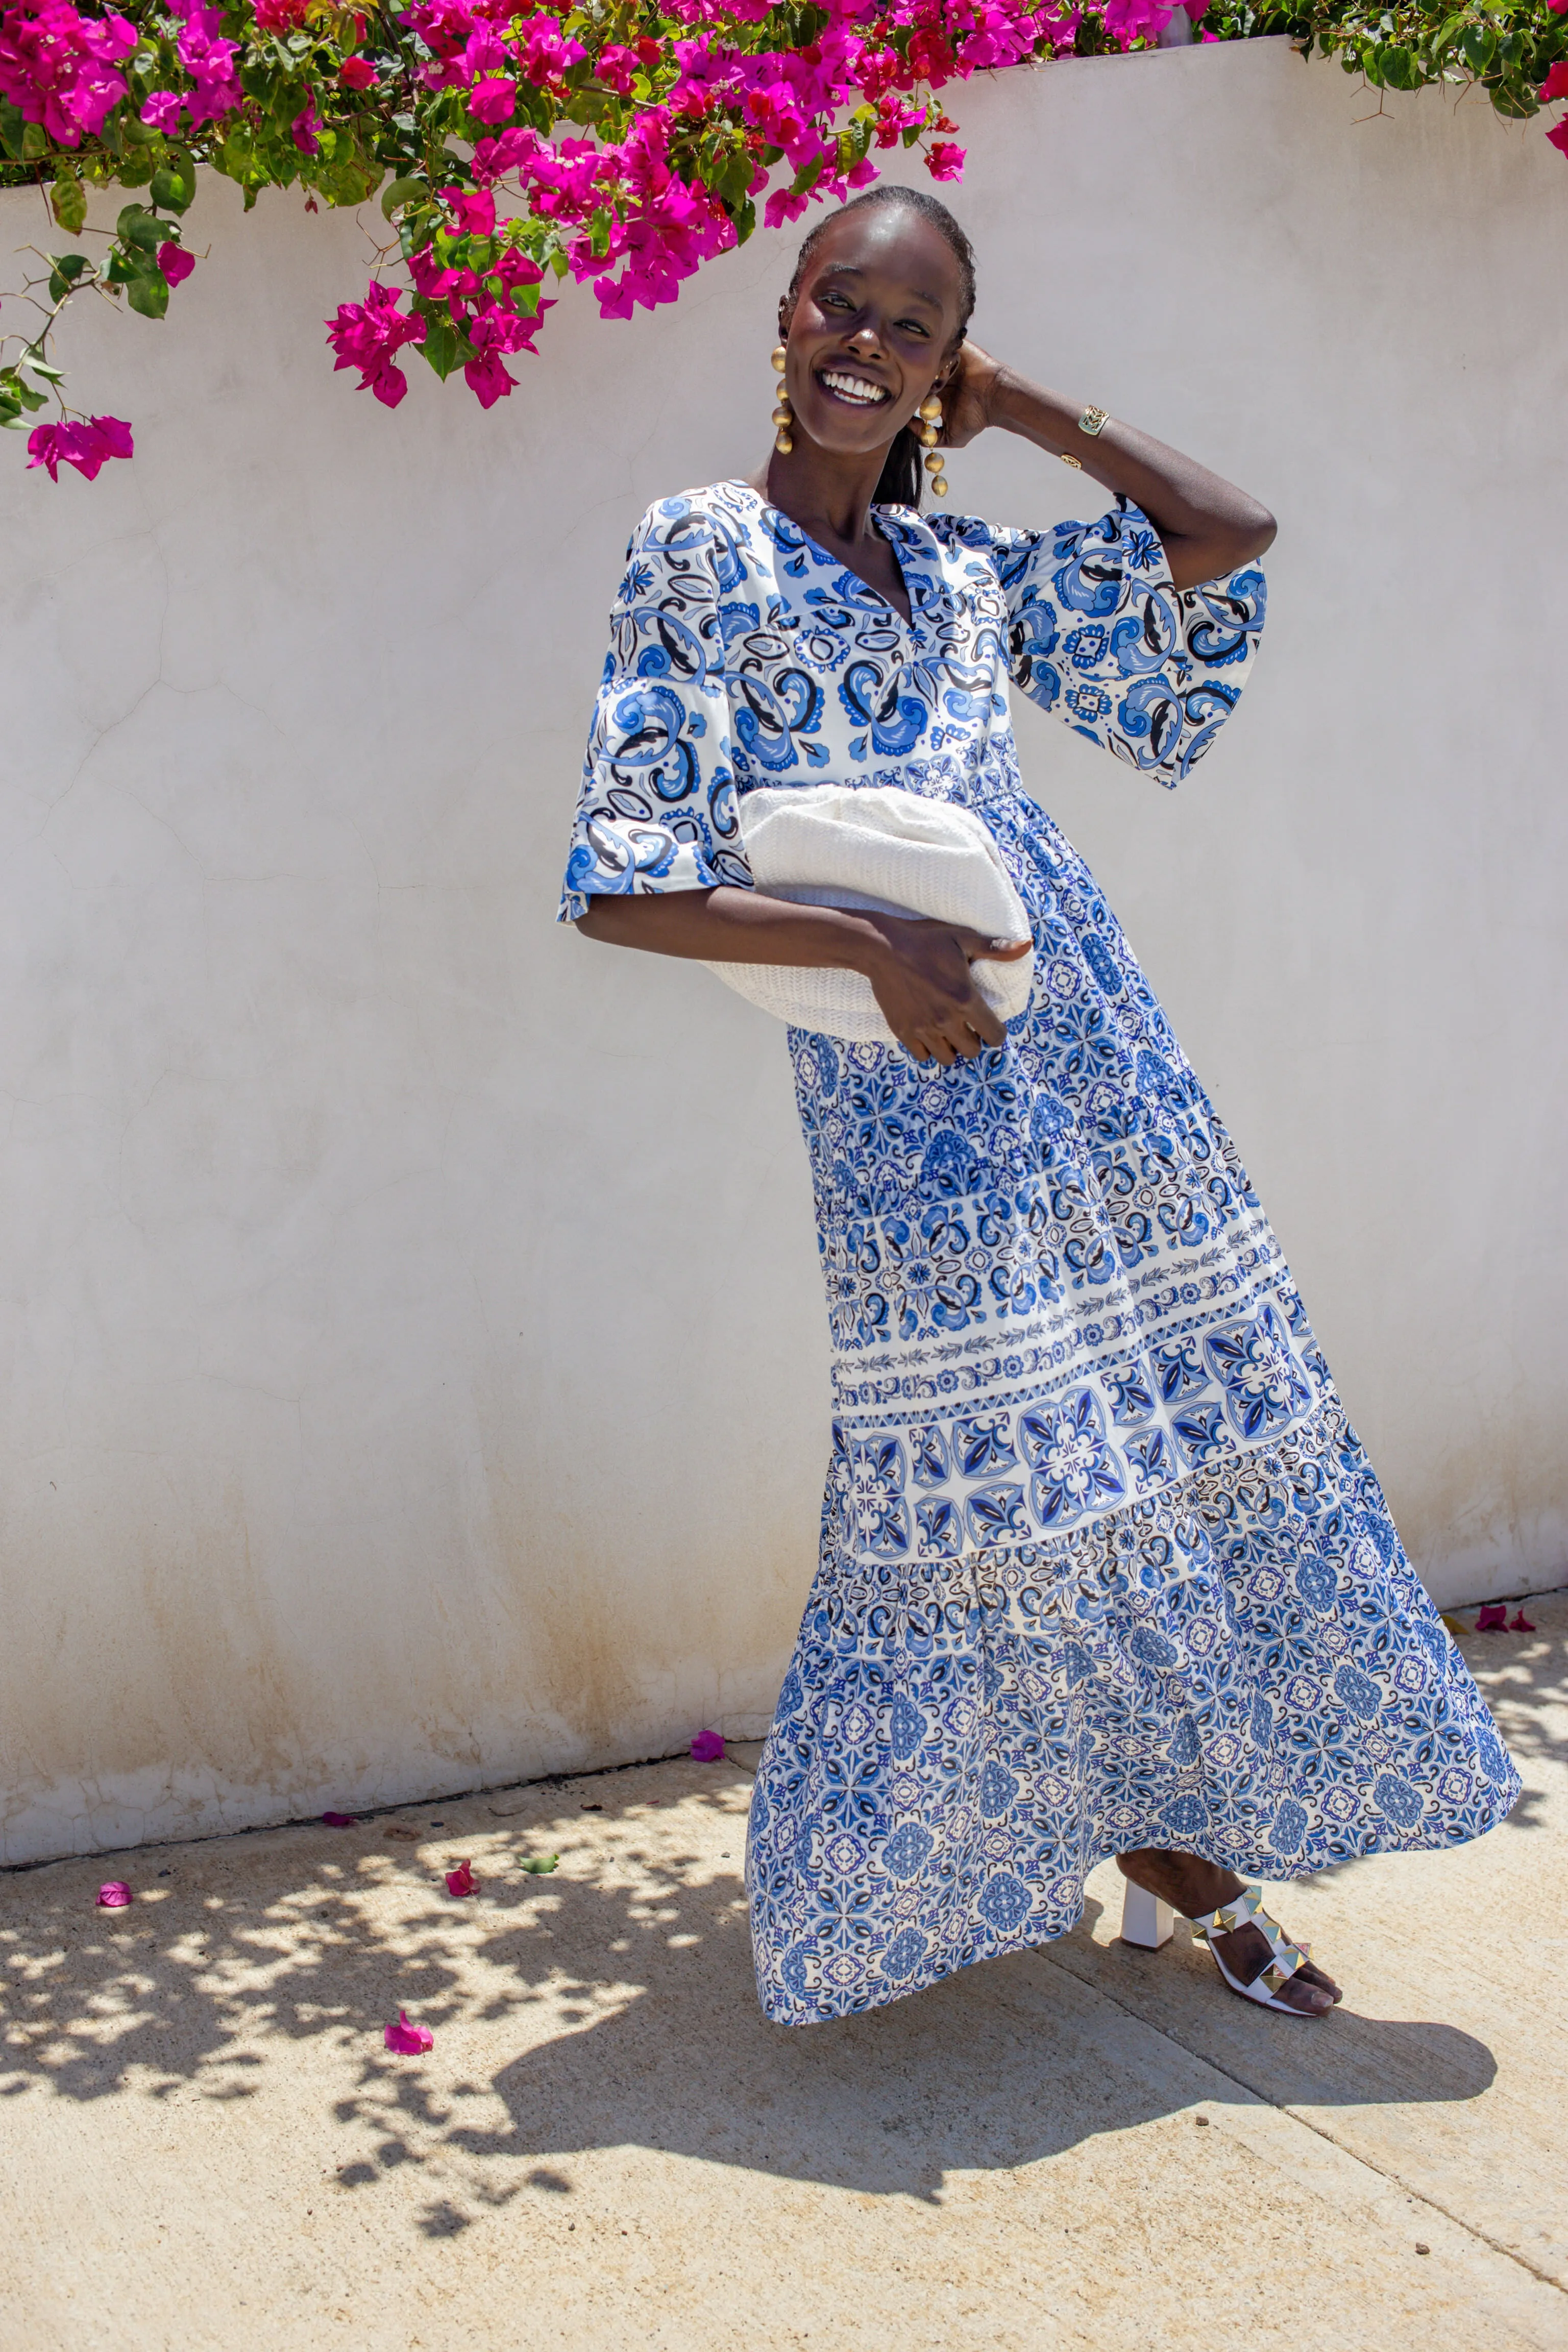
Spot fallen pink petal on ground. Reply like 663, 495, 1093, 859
1475, 1603, 1508, 1631
690, 1729, 725, 1762
96, 1881, 133, 1908
384, 2011, 433, 2054
321, 1811, 358, 1826
1509, 1610, 1536, 1631
445, 1860, 476, 1897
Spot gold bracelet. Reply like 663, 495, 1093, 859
1078, 404, 1111, 437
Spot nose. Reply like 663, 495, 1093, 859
848, 322, 884, 356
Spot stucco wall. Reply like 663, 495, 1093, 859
2, 39, 1564, 1865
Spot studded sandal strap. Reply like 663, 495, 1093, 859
1190, 1884, 1313, 1999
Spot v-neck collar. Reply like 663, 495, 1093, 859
727, 481, 947, 642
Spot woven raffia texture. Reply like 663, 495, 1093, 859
703, 786, 1034, 1042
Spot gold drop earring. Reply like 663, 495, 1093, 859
917, 393, 947, 498
770, 342, 793, 455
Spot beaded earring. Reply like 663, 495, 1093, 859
917, 393, 947, 498
770, 343, 793, 455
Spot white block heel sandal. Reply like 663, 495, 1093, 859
1189, 1883, 1316, 2015
1118, 1880, 1173, 1949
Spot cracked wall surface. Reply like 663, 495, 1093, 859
1, 42, 1565, 1866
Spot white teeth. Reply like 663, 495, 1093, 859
820, 370, 889, 406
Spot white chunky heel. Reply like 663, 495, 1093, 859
1119, 1881, 1173, 1949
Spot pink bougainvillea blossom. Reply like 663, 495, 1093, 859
158, 241, 196, 286
1475, 1602, 1508, 1631
445, 1859, 477, 1896
925, 139, 966, 179
96, 1879, 134, 1906
321, 1808, 358, 1825
291, 93, 320, 153
253, 0, 308, 28
0, 0, 138, 146
1509, 1608, 1537, 1631
171, 0, 241, 126
690, 1728, 725, 1761
27, 414, 133, 480
384, 2010, 434, 2053
325, 280, 426, 406
339, 53, 378, 87
441, 184, 497, 236
466, 73, 517, 121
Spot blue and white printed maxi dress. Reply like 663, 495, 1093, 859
559, 480, 1520, 2027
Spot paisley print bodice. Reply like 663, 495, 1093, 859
558, 481, 1265, 921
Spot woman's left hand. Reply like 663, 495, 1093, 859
939, 340, 1008, 447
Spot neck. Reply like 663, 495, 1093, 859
747, 437, 893, 548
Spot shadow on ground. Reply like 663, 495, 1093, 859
1, 1696, 1523, 2209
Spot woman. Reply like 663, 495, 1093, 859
560, 185, 1518, 2025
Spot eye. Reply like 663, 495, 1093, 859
819, 289, 853, 311
897, 317, 931, 338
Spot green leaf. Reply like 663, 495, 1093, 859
1459, 21, 1496, 72
117, 203, 162, 251
150, 159, 196, 213
419, 311, 463, 379
21, 119, 47, 160
46, 253, 90, 304
50, 169, 87, 233
519, 1855, 559, 1874
1490, 71, 1538, 116
0, 99, 25, 162
381, 174, 427, 219
21, 345, 65, 381
125, 265, 171, 320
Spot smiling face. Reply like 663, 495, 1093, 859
779, 203, 967, 459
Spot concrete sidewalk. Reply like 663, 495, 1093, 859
2, 1595, 1563, 2352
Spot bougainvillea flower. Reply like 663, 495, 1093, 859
322, 1809, 358, 1825
384, 2011, 434, 2053
466, 74, 517, 123
27, 414, 133, 479
441, 184, 496, 235
691, 1728, 725, 1761
96, 1880, 133, 1906
1509, 1609, 1536, 1631
1540, 60, 1568, 99
290, 95, 319, 153
445, 1859, 477, 1896
1548, 116, 1568, 156
157, 241, 196, 286
0, 0, 138, 145
325, 279, 425, 406
339, 54, 378, 87
1474, 1603, 1508, 1631
172, 0, 241, 125
253, 0, 308, 28
925, 140, 965, 181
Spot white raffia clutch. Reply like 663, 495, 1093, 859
703, 783, 1035, 1045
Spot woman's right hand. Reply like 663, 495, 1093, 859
861, 915, 1032, 1065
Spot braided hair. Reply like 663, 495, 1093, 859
785, 184, 977, 511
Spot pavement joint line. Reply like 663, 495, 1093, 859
1033, 1948, 1566, 2299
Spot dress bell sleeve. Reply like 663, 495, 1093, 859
558, 499, 754, 922
987, 495, 1267, 787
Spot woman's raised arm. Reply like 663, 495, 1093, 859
942, 343, 1276, 592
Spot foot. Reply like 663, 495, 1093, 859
1116, 1849, 1341, 2017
